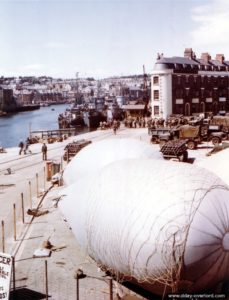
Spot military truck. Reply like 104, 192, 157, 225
150, 127, 174, 145
150, 124, 225, 150
177, 124, 226, 149
149, 125, 201, 150
200, 124, 227, 145
176, 125, 201, 150
204, 116, 229, 139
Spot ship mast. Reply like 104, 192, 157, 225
75, 72, 79, 105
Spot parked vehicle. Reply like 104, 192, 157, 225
150, 127, 174, 145
204, 116, 229, 139
150, 125, 201, 150
150, 124, 225, 150
200, 124, 227, 145
177, 125, 201, 150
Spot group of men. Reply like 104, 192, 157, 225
18, 140, 48, 160
18, 138, 31, 155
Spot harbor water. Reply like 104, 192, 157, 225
0, 104, 88, 148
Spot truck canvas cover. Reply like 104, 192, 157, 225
211, 116, 229, 126
179, 125, 199, 138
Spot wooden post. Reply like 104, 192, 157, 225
21, 193, 25, 224
45, 260, 48, 300
36, 173, 39, 198
76, 275, 79, 300
1, 220, 5, 253
44, 166, 46, 191
60, 156, 63, 171
29, 122, 31, 139
12, 256, 16, 293
29, 181, 32, 208
13, 204, 16, 241
109, 278, 113, 300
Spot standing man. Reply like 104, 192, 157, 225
113, 119, 118, 135
24, 138, 30, 154
18, 140, 24, 155
41, 142, 47, 160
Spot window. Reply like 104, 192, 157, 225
192, 102, 201, 114
194, 90, 199, 97
154, 90, 159, 100
154, 106, 159, 115
175, 89, 183, 98
201, 88, 205, 97
185, 88, 190, 97
219, 89, 227, 97
153, 76, 159, 84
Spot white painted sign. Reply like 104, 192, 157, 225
192, 98, 199, 103
175, 99, 183, 104
219, 111, 226, 115
0, 252, 12, 300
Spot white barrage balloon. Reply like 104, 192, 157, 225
196, 148, 229, 186
59, 158, 229, 295
63, 138, 161, 185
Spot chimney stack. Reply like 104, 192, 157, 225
184, 48, 195, 59
215, 54, 225, 64
201, 53, 211, 63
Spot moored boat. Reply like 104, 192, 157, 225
15, 104, 40, 112
58, 106, 85, 129
83, 109, 107, 128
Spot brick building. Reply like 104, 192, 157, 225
151, 48, 229, 119
0, 88, 17, 112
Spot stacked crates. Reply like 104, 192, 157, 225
63, 139, 92, 162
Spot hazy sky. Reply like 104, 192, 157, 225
0, 0, 228, 78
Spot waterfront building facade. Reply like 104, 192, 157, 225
0, 88, 17, 112
151, 48, 229, 119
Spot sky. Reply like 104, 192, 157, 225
0, 0, 229, 79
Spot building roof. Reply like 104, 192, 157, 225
157, 56, 199, 65
154, 50, 229, 72
210, 60, 225, 67
154, 56, 199, 72
196, 59, 212, 66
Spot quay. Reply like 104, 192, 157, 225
0, 125, 213, 300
